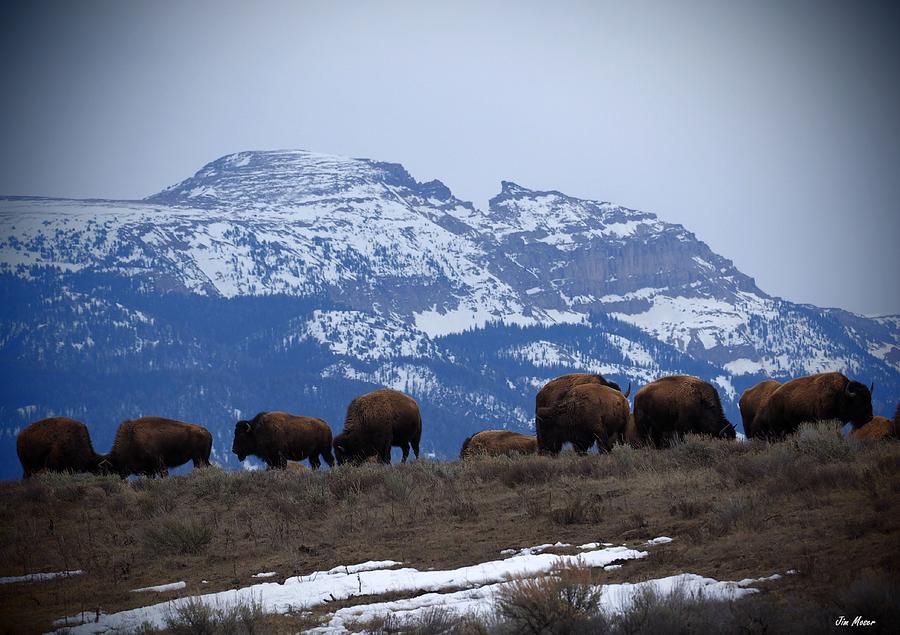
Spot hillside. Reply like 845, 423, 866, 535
0, 429, 897, 633
0, 149, 898, 477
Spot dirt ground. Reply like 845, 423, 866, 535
1, 428, 897, 633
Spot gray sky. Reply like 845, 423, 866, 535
2, 0, 899, 315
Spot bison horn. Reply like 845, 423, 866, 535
844, 381, 856, 398
242, 421, 251, 432
623, 382, 632, 398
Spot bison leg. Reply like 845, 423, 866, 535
308, 454, 321, 470
377, 444, 392, 464
412, 438, 420, 460
399, 442, 410, 463
266, 456, 288, 470
322, 447, 335, 468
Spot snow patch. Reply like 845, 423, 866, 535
131, 581, 186, 593
55, 543, 647, 633
0, 570, 83, 585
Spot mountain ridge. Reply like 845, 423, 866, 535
0, 149, 896, 478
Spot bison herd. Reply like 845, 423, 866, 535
14, 372, 899, 479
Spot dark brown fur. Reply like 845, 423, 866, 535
751, 372, 873, 439
535, 373, 629, 453
333, 388, 422, 464
739, 379, 781, 438
538, 384, 636, 455
16, 417, 103, 478
107, 417, 212, 478
849, 416, 896, 440
232, 412, 334, 469
459, 430, 537, 459
633, 375, 736, 446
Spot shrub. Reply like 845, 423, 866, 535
669, 496, 711, 520
383, 470, 415, 503
354, 607, 490, 635
164, 594, 267, 635
669, 436, 717, 469
835, 573, 900, 629
611, 443, 640, 472
497, 455, 556, 487
718, 443, 795, 486
144, 517, 213, 555
707, 494, 763, 536
794, 421, 850, 462
550, 492, 601, 525
614, 585, 734, 635
326, 463, 388, 500
300, 483, 333, 511
495, 563, 607, 634
190, 466, 230, 499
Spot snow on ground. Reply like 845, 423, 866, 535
51, 536, 784, 635
251, 572, 277, 579
644, 536, 673, 545
131, 581, 187, 593
0, 570, 83, 585
54, 612, 104, 628
54, 544, 648, 634
310, 571, 782, 633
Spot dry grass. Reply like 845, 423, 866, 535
1, 423, 898, 633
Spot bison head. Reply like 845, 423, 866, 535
841, 380, 874, 426
333, 432, 366, 465
95, 455, 115, 475
232, 419, 256, 462
718, 421, 737, 439
534, 407, 559, 454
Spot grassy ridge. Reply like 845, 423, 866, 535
0, 423, 898, 633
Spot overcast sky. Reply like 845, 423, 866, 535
2, 0, 899, 315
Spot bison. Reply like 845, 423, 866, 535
739, 380, 781, 438
750, 372, 872, 439
232, 412, 334, 469
106, 417, 212, 478
535, 373, 630, 453
333, 388, 421, 465
849, 416, 896, 441
633, 375, 736, 446
537, 384, 636, 454
16, 417, 104, 478
460, 430, 537, 459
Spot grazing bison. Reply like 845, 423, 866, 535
535, 373, 630, 453
633, 375, 736, 446
740, 380, 781, 438
333, 388, 421, 465
106, 417, 212, 478
16, 417, 104, 478
538, 384, 636, 454
232, 412, 334, 469
849, 416, 896, 440
750, 372, 872, 439
460, 430, 537, 459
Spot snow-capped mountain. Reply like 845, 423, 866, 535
0, 150, 896, 477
